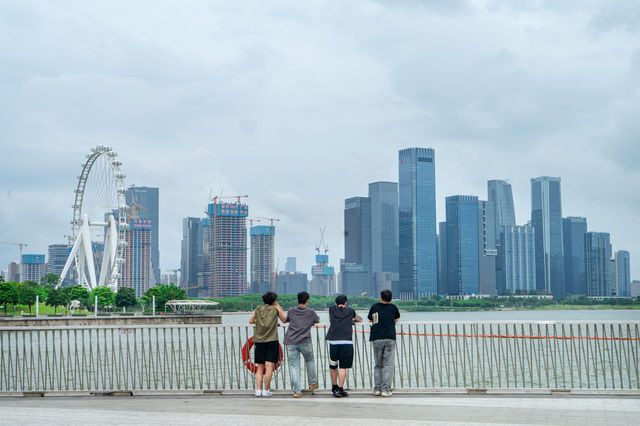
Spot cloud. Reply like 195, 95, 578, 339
1, 0, 639, 279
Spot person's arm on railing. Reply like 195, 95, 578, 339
274, 302, 287, 323
249, 309, 257, 324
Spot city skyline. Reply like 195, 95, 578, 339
1, 1, 639, 280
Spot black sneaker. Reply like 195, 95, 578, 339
332, 385, 342, 398
338, 387, 348, 397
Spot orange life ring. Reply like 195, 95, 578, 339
241, 336, 284, 373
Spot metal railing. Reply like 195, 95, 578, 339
1, 321, 638, 393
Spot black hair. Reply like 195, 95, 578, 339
297, 291, 310, 305
335, 294, 347, 305
380, 289, 392, 303
262, 291, 277, 305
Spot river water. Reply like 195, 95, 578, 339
221, 309, 640, 324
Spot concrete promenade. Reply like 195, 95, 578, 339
0, 392, 638, 425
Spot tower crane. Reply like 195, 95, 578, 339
1, 242, 28, 261
315, 226, 328, 254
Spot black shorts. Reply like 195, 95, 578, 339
254, 340, 279, 364
329, 344, 354, 369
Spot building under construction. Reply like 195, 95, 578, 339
250, 225, 275, 294
207, 201, 249, 298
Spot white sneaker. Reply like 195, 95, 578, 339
262, 390, 273, 397
381, 391, 390, 397
255, 390, 262, 397
374, 390, 382, 396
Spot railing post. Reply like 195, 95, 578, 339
94, 296, 98, 316
152, 296, 156, 317
35, 295, 39, 317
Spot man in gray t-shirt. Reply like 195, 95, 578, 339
284, 291, 320, 397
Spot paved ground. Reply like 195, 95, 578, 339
0, 393, 638, 425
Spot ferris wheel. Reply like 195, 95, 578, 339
58, 146, 129, 291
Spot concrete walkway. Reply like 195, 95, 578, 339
0, 393, 638, 425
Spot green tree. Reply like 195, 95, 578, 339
0, 282, 19, 315
65, 285, 91, 309
142, 284, 186, 310
45, 287, 68, 314
40, 273, 60, 288
16, 281, 39, 313
92, 287, 115, 311
115, 286, 137, 310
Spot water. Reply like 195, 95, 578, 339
221, 309, 640, 324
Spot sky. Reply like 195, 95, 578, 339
1, 0, 639, 280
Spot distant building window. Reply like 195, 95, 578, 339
418, 157, 433, 162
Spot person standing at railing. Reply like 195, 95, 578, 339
283, 291, 320, 398
249, 291, 287, 397
368, 289, 400, 397
326, 294, 362, 397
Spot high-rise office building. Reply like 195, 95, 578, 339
488, 180, 516, 296
180, 217, 204, 297
7, 261, 19, 282
344, 196, 372, 296
126, 186, 160, 286
531, 177, 565, 296
47, 244, 73, 285
563, 217, 587, 295
369, 182, 398, 273
198, 217, 211, 296
310, 254, 335, 296
21, 254, 46, 283
438, 221, 447, 295
399, 148, 437, 299
119, 218, 153, 297
585, 232, 612, 297
250, 225, 275, 294
478, 200, 497, 295
276, 272, 308, 294
614, 250, 631, 297
285, 257, 297, 273
446, 196, 479, 295
340, 261, 370, 296
503, 224, 536, 293
207, 201, 248, 298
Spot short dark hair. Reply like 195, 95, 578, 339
380, 289, 392, 302
297, 291, 310, 304
335, 294, 347, 305
262, 291, 277, 305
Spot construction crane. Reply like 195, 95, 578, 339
1, 242, 28, 261
315, 226, 328, 254
254, 216, 280, 227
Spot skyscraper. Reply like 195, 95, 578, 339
478, 200, 497, 295
207, 201, 248, 298
285, 257, 297, 273
310, 254, 335, 296
614, 250, 631, 297
21, 254, 46, 283
488, 179, 516, 295
343, 196, 372, 295
438, 221, 447, 295
126, 186, 160, 285
562, 217, 587, 295
369, 182, 399, 273
276, 272, 308, 294
531, 177, 565, 296
180, 217, 204, 297
47, 244, 73, 286
585, 232, 612, 297
119, 218, 153, 297
250, 225, 275, 294
503, 224, 536, 293
446, 196, 479, 295
399, 148, 437, 299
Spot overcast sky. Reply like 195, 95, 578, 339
1, 0, 639, 280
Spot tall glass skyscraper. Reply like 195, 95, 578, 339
531, 177, 565, 296
438, 221, 447, 295
562, 217, 587, 296
344, 197, 372, 266
585, 232, 611, 297
503, 224, 536, 293
488, 180, 516, 295
478, 200, 497, 295
368, 182, 398, 274
614, 250, 631, 297
180, 217, 203, 297
399, 148, 437, 299
446, 196, 479, 295
126, 186, 160, 285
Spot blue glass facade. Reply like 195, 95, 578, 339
438, 221, 447, 295
368, 182, 399, 274
531, 177, 565, 296
180, 217, 203, 297
614, 250, 631, 297
503, 224, 536, 293
585, 232, 611, 297
446, 196, 479, 295
488, 180, 516, 295
126, 187, 160, 285
399, 148, 437, 299
344, 197, 372, 266
562, 217, 587, 296
478, 200, 497, 295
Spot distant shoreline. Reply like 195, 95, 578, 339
220, 306, 640, 314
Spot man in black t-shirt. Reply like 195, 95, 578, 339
326, 294, 362, 397
367, 289, 400, 397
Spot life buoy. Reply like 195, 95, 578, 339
241, 336, 284, 373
